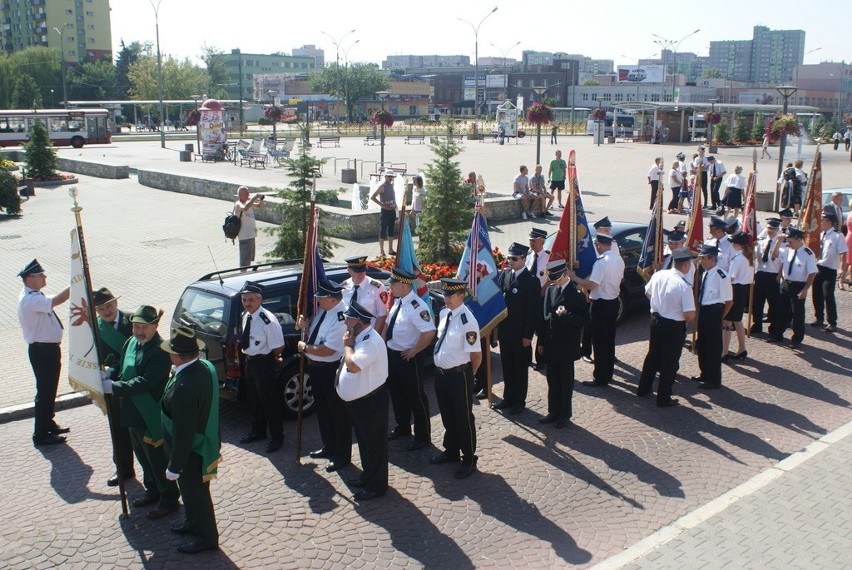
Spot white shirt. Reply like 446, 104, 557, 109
588, 249, 624, 301
433, 305, 481, 369
708, 161, 726, 181
709, 236, 733, 272
341, 276, 388, 322
699, 266, 733, 305
18, 287, 63, 344
525, 248, 551, 287
669, 168, 684, 189
727, 252, 754, 285
513, 174, 530, 196
645, 268, 695, 321
240, 306, 285, 356
385, 290, 435, 351
817, 229, 848, 270
647, 164, 662, 181
755, 236, 782, 274
234, 200, 257, 241
306, 300, 348, 363
336, 326, 387, 402
725, 173, 746, 190
780, 246, 817, 282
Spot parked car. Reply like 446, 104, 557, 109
822, 187, 852, 211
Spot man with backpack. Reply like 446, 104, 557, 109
232, 186, 265, 269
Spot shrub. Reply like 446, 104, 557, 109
23, 119, 58, 180
0, 169, 22, 215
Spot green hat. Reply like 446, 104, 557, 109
130, 305, 162, 324
91, 287, 118, 308
161, 326, 205, 355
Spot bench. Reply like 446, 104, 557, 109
237, 139, 267, 169
316, 136, 341, 148
364, 135, 380, 145
404, 135, 425, 144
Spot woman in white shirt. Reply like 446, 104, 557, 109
722, 165, 747, 217
667, 160, 685, 214
722, 233, 754, 361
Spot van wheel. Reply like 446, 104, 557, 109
70, 136, 84, 148
278, 363, 315, 419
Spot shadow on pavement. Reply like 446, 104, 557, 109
119, 515, 239, 569
38, 444, 116, 504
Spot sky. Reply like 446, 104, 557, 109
111, 0, 846, 68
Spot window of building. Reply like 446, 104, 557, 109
602, 93, 611, 101
651, 93, 660, 102
66, 9, 73, 14
614, 93, 623, 102
409, 106, 417, 115
582, 93, 589, 101
591, 93, 597, 101
86, 11, 93, 16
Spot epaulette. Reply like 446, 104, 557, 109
337, 311, 345, 321
370, 279, 381, 288
411, 299, 420, 308
545, 249, 551, 254
259, 312, 271, 325
803, 247, 813, 255
716, 269, 727, 279
460, 313, 468, 325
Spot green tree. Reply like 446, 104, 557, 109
733, 113, 749, 142
114, 40, 145, 100
751, 113, 766, 141
0, 47, 60, 108
417, 140, 470, 263
701, 68, 722, 78
23, 119, 58, 180
127, 54, 209, 100
267, 150, 338, 260
714, 121, 729, 143
581, 79, 600, 86
67, 58, 117, 101
309, 62, 389, 122
12, 74, 43, 109
201, 45, 230, 100
0, 169, 23, 216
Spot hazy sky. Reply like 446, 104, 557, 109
112, 0, 845, 68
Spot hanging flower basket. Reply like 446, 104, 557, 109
591, 108, 607, 121
371, 109, 394, 127
526, 102, 553, 125
264, 106, 284, 122
844, 113, 852, 126
185, 109, 201, 127
767, 113, 799, 137
704, 112, 721, 125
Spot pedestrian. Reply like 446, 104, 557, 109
706, 216, 732, 272
160, 327, 221, 554
513, 165, 532, 220
548, 150, 567, 209
845, 130, 851, 151
707, 156, 726, 213
768, 228, 817, 348
340, 255, 388, 334
17, 259, 71, 447
721, 234, 753, 363
233, 186, 265, 269
494, 243, 540, 414
370, 171, 398, 257
527, 228, 551, 372
811, 212, 847, 333
297, 280, 351, 471
647, 157, 663, 210
430, 278, 482, 478
498, 123, 506, 145
237, 282, 286, 453
751, 219, 783, 335
693, 146, 710, 207
636, 248, 696, 407
529, 165, 554, 217
845, 199, 852, 288
101, 305, 180, 519
410, 175, 427, 234
722, 165, 746, 218
779, 162, 804, 218
667, 159, 684, 214
384, 267, 436, 450
91, 287, 135, 487
538, 260, 588, 428
762, 133, 772, 159
550, 124, 558, 145
337, 301, 389, 501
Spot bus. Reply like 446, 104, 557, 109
0, 108, 111, 148
586, 112, 636, 138
688, 114, 707, 141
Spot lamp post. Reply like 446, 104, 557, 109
531, 85, 548, 165
653, 28, 700, 103
458, 6, 498, 137
268, 89, 279, 141
49, 89, 55, 108
596, 100, 603, 147
148, 0, 165, 148
339, 39, 359, 122
52, 23, 72, 108
774, 85, 799, 211
376, 90, 389, 167
490, 40, 520, 99
322, 29, 357, 121
190, 94, 201, 151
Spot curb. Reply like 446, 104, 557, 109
0, 392, 92, 426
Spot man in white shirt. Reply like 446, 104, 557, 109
811, 213, 848, 333
707, 156, 727, 213
768, 228, 817, 348
233, 186, 264, 268
647, 157, 663, 210
513, 165, 532, 220
526, 228, 550, 372
340, 255, 388, 334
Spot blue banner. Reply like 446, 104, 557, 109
456, 212, 507, 335
395, 216, 432, 316
636, 206, 659, 281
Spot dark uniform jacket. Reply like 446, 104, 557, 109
543, 281, 589, 361
112, 333, 171, 430
98, 311, 132, 367
497, 267, 541, 341
161, 359, 215, 474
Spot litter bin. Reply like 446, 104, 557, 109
184, 143, 194, 153
756, 190, 774, 212
341, 168, 357, 184
179, 150, 191, 162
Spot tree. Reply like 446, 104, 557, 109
267, 149, 338, 260
201, 45, 230, 100
23, 119, 58, 180
0, 169, 22, 216
309, 63, 389, 122
714, 121, 729, 144
751, 113, 765, 141
67, 59, 117, 101
417, 140, 470, 264
701, 68, 722, 78
127, 54, 209, 101
114, 40, 145, 100
12, 75, 43, 109
581, 79, 600, 86
733, 113, 749, 143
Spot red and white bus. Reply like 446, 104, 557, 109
0, 108, 111, 148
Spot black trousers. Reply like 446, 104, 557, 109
638, 314, 686, 404
812, 266, 838, 326
581, 324, 592, 358
434, 365, 476, 461
696, 304, 724, 386
387, 350, 430, 442
28, 342, 61, 439
700, 172, 709, 205
347, 386, 389, 494
710, 179, 723, 209
497, 333, 531, 407
649, 180, 659, 210
175, 452, 218, 548
751, 272, 778, 333
667, 187, 680, 211
473, 336, 489, 392
591, 298, 619, 385
110, 403, 134, 477
245, 353, 283, 440
129, 427, 179, 507
773, 280, 806, 343
308, 361, 351, 464
544, 347, 575, 420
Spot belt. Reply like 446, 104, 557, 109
307, 359, 340, 368
592, 297, 619, 303
30, 342, 60, 346
784, 279, 807, 284
701, 303, 724, 308
651, 312, 683, 323
245, 352, 273, 360
435, 364, 468, 375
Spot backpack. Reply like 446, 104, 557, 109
223, 210, 242, 242
783, 167, 797, 182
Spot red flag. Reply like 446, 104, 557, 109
741, 172, 758, 243
685, 173, 704, 251
799, 150, 822, 256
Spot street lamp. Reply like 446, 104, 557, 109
653, 28, 700, 103
339, 39, 360, 122
52, 23, 72, 108
774, 85, 798, 211
532, 85, 548, 165
458, 6, 498, 137
148, 0, 165, 148
322, 29, 357, 120
190, 94, 202, 151
50, 89, 55, 108
596, 100, 603, 147
268, 89, 279, 141
376, 90, 389, 167
490, 41, 520, 98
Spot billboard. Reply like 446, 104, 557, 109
617, 65, 665, 84
738, 91, 778, 105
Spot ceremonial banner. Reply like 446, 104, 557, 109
685, 175, 704, 252
548, 150, 596, 277
300, 204, 326, 318
741, 172, 758, 243
395, 216, 432, 315
67, 227, 106, 412
456, 211, 508, 336
636, 201, 662, 281
799, 150, 822, 255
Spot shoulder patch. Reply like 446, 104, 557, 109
803, 247, 813, 255
419, 310, 430, 322
411, 299, 420, 308
259, 312, 271, 325
337, 311, 345, 321
465, 331, 477, 346
716, 269, 726, 278
460, 313, 468, 325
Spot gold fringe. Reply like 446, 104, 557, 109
142, 436, 164, 448
68, 378, 107, 414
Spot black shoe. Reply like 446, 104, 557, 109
581, 356, 594, 364
657, 398, 679, 408
266, 438, 283, 453
33, 433, 66, 447
532, 363, 546, 371
454, 456, 478, 479
789, 341, 802, 349
554, 418, 571, 429
538, 415, 557, 424
683, 340, 693, 350
698, 382, 721, 390
749, 327, 763, 336
766, 336, 783, 343
388, 250, 397, 256
406, 440, 428, 451
132, 493, 159, 508
636, 390, 651, 397
353, 489, 385, 501
147, 504, 180, 520
824, 324, 837, 333
809, 320, 824, 327
309, 448, 331, 459
107, 471, 135, 487
170, 524, 194, 536
239, 432, 266, 444
508, 405, 525, 415
721, 353, 733, 362
430, 452, 461, 464
689, 376, 704, 382
177, 541, 218, 554
347, 477, 366, 487
326, 461, 351, 473
731, 350, 748, 360
387, 428, 411, 441
475, 389, 487, 400
49, 425, 71, 435
581, 380, 607, 387
491, 401, 511, 410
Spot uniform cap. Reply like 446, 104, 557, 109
593, 216, 612, 229
545, 259, 567, 280
698, 244, 720, 256
388, 267, 415, 284
240, 281, 264, 295
731, 232, 750, 245
130, 305, 162, 324
315, 280, 344, 297
440, 278, 467, 294
786, 228, 804, 239
594, 234, 613, 245
672, 247, 694, 261
345, 255, 368, 272
666, 230, 687, 242
765, 217, 781, 228
343, 301, 374, 322
779, 209, 794, 219
528, 227, 547, 240
91, 287, 118, 308
821, 211, 837, 221
507, 242, 530, 257
161, 326, 205, 354
18, 259, 45, 278
709, 216, 727, 230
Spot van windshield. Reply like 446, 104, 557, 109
174, 288, 230, 338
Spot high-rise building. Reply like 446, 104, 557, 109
224, 49, 317, 101
708, 26, 805, 84
292, 44, 324, 69
1, 0, 112, 63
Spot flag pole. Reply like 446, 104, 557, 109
69, 188, 129, 516
654, 161, 664, 265
745, 169, 757, 337
294, 180, 317, 465
568, 153, 578, 271
690, 170, 704, 353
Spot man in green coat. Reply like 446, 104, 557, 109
161, 326, 221, 554
92, 287, 134, 488
101, 305, 179, 520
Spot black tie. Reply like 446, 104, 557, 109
434, 311, 452, 355
532, 252, 539, 276
788, 248, 798, 274
351, 284, 359, 304
38, 291, 64, 329
240, 314, 252, 348
762, 238, 771, 263
386, 300, 401, 340
307, 310, 326, 344
699, 272, 708, 304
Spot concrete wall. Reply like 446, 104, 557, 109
1, 151, 128, 179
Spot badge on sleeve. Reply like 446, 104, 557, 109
466, 332, 477, 345
337, 312, 345, 321
379, 291, 389, 304
419, 310, 430, 322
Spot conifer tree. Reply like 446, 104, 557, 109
733, 113, 749, 142
751, 114, 765, 142
417, 139, 470, 264
23, 119, 58, 180
0, 169, 22, 215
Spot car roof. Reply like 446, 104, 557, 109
186, 261, 354, 297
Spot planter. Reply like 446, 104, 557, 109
21, 176, 79, 187
708, 145, 718, 153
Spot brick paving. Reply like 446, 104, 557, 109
0, 138, 850, 568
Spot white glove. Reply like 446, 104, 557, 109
165, 469, 180, 481
101, 379, 114, 394
100, 367, 114, 381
